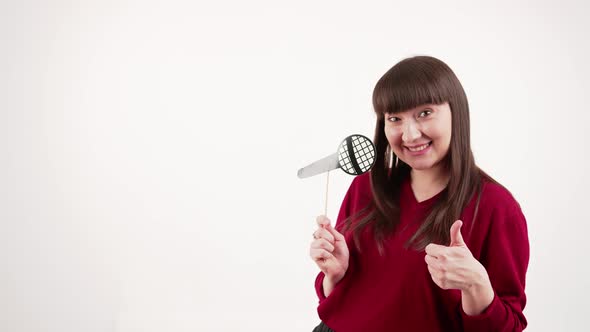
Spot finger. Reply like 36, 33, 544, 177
425, 257, 443, 275
316, 215, 331, 228
314, 227, 335, 243
425, 243, 447, 258
325, 223, 346, 242
424, 254, 438, 266
431, 275, 446, 289
426, 262, 438, 276
449, 220, 465, 247
311, 238, 335, 252
310, 248, 334, 261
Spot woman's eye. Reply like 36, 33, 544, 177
387, 116, 400, 122
419, 110, 432, 118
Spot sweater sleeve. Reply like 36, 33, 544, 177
314, 176, 362, 303
461, 202, 529, 332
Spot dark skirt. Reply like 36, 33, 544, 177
312, 321, 335, 332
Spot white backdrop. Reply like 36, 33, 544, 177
1, 0, 589, 331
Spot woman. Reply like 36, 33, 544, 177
309, 56, 529, 331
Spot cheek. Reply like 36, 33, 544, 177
429, 128, 451, 156
424, 124, 449, 143
435, 126, 452, 150
438, 117, 453, 146
384, 127, 402, 145
385, 135, 404, 155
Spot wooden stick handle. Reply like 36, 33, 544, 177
324, 170, 330, 216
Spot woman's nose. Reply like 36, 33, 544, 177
402, 122, 422, 142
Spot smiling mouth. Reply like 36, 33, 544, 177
406, 142, 432, 152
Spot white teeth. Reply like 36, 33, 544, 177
408, 143, 430, 152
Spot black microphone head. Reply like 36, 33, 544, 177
337, 134, 376, 175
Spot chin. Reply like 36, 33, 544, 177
404, 159, 438, 171
409, 164, 434, 171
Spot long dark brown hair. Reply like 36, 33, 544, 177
342, 55, 489, 252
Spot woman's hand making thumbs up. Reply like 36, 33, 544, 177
424, 220, 495, 315
309, 215, 350, 296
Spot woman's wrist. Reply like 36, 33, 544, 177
323, 272, 345, 297
461, 272, 494, 315
322, 276, 335, 297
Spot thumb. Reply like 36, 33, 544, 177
326, 222, 345, 241
449, 220, 465, 247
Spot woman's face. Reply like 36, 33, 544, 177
384, 102, 452, 171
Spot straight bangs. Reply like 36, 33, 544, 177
372, 60, 451, 117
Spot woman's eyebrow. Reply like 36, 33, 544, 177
419, 105, 436, 111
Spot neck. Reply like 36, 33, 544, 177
410, 164, 450, 202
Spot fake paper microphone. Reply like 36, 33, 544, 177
297, 134, 376, 215
297, 134, 376, 178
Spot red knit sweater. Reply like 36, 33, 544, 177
315, 173, 529, 331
